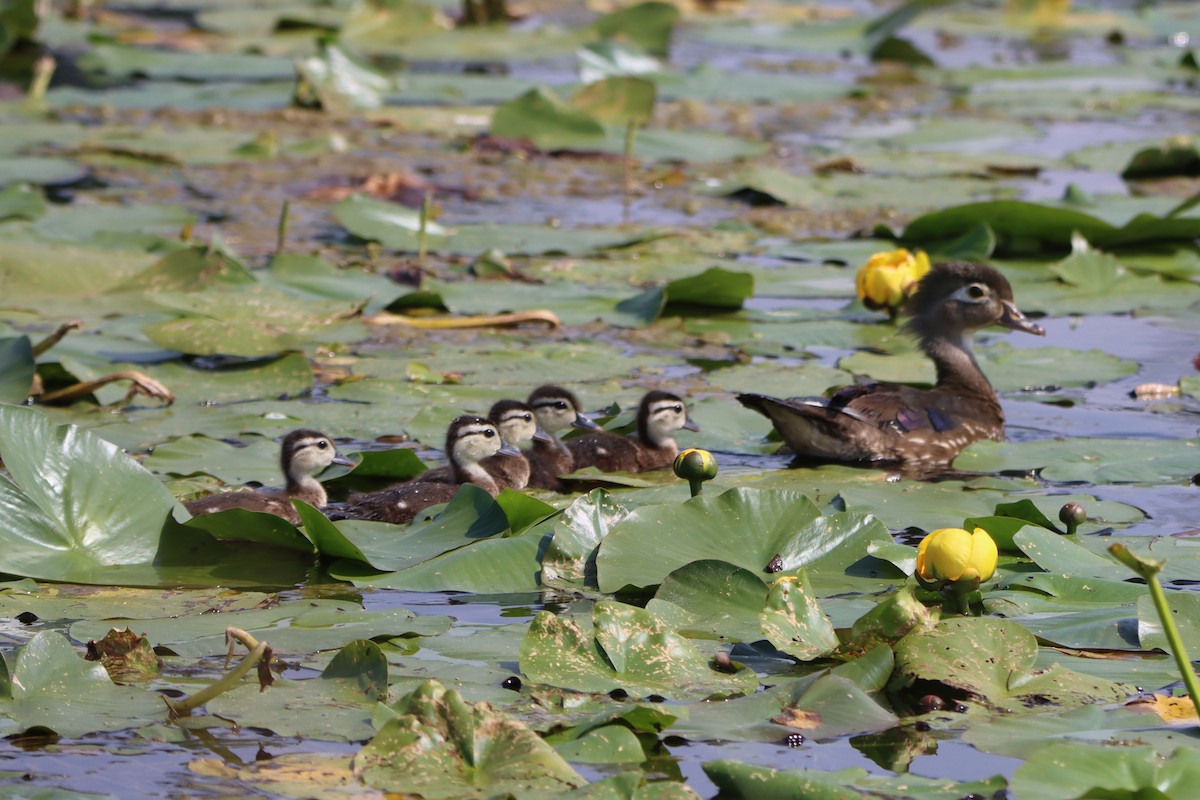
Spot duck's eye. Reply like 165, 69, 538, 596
483, 429, 495, 438
966, 283, 987, 300
523, 414, 532, 422
316, 440, 328, 449
554, 402, 568, 410
672, 405, 683, 413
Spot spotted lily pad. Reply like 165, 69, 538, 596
519, 600, 759, 700
0, 632, 164, 737
889, 616, 1132, 712
354, 679, 586, 797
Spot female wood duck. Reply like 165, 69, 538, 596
338, 415, 520, 524
525, 385, 601, 491
565, 390, 699, 473
738, 261, 1045, 468
422, 399, 551, 491
184, 429, 354, 525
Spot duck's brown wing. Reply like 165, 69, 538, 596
340, 482, 459, 524
184, 489, 301, 525
564, 432, 641, 473
737, 387, 988, 464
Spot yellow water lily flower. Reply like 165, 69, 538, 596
916, 527, 998, 586
855, 248, 931, 317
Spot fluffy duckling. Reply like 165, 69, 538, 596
422, 399, 550, 491
184, 429, 353, 525
565, 390, 698, 474
738, 261, 1045, 467
338, 415, 520, 524
525, 384, 601, 491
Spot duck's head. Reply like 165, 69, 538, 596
904, 261, 1045, 348
528, 385, 600, 434
488, 399, 552, 448
281, 429, 354, 479
446, 415, 520, 466
638, 390, 700, 445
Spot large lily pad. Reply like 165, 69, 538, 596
889, 617, 1132, 711
0, 405, 178, 582
595, 487, 892, 593
207, 639, 389, 741
354, 679, 586, 798
954, 437, 1200, 483
704, 760, 1006, 800
519, 600, 759, 700
0, 632, 164, 737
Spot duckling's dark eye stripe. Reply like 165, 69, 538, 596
531, 400, 568, 410
460, 426, 498, 439
649, 403, 684, 416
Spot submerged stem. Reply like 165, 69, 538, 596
165, 628, 270, 717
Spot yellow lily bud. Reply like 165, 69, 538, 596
673, 448, 718, 482
674, 448, 718, 497
855, 248, 931, 317
915, 527, 998, 585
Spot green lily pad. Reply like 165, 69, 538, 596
595, 487, 892, 593
295, 41, 396, 111
954, 437, 1200, 484
519, 600, 759, 700
0, 184, 45, 222
703, 760, 1006, 800
0, 632, 163, 737
541, 489, 630, 592
207, 639, 388, 741
144, 434, 287, 486
839, 340, 1137, 391
0, 336, 34, 404
354, 679, 586, 798
0, 405, 177, 583
142, 287, 363, 357
1011, 743, 1200, 800
78, 43, 293, 81
69, 598, 450, 659
889, 617, 1132, 712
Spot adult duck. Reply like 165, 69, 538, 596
738, 261, 1044, 468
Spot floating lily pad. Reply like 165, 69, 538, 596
1011, 743, 1200, 800
0, 632, 165, 737
889, 617, 1131, 712
207, 639, 389, 741
519, 600, 759, 700
0, 405, 178, 583
595, 487, 893, 594
839, 340, 1137, 391
354, 679, 586, 797
703, 760, 1006, 800
954, 437, 1200, 484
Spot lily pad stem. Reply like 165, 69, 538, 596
1109, 543, 1200, 717
275, 199, 291, 256
418, 193, 432, 265
622, 120, 638, 225
165, 628, 269, 717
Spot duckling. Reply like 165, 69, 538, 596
738, 261, 1045, 468
525, 384, 602, 491
421, 399, 550, 490
338, 415, 520, 524
565, 390, 699, 473
184, 429, 354, 525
